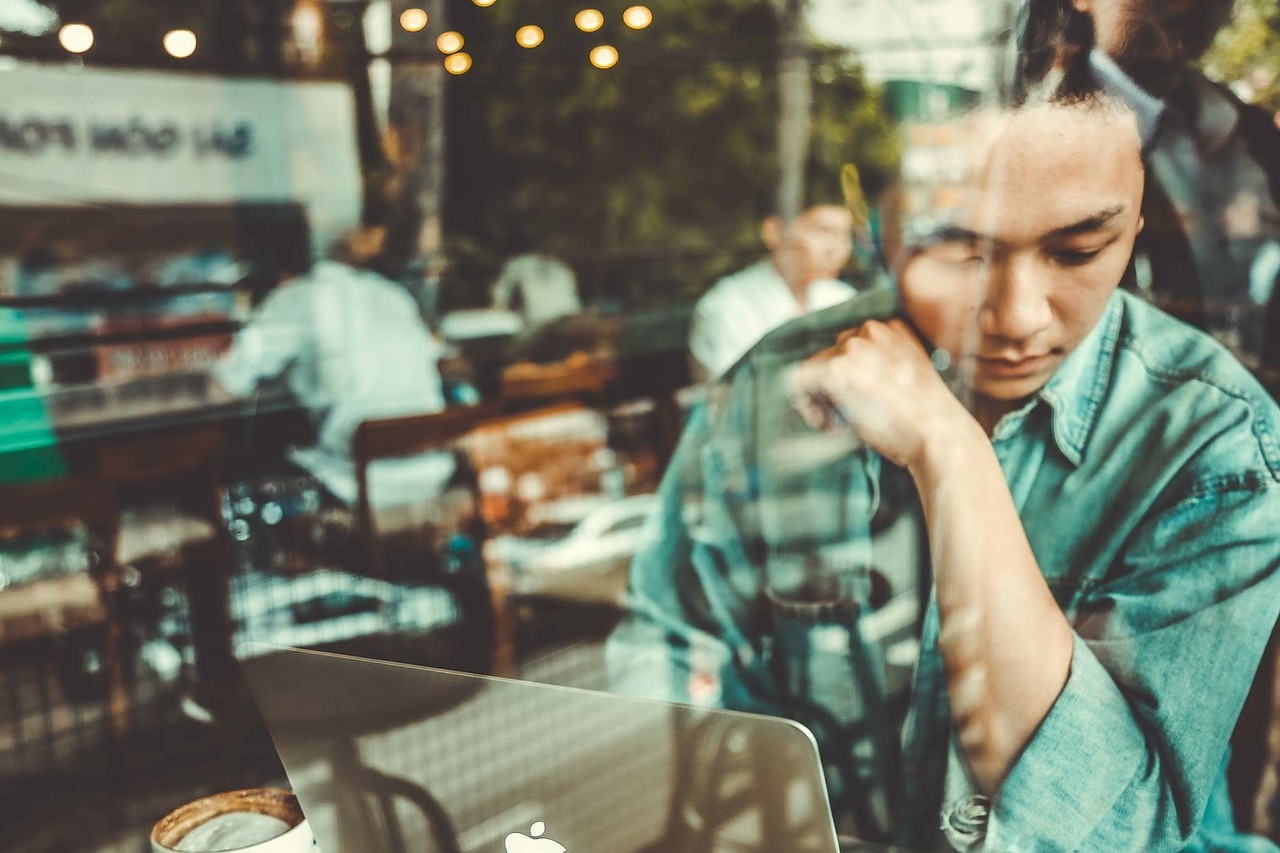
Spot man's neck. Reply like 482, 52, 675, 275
771, 261, 814, 310
970, 394, 1027, 437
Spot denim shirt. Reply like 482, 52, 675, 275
606, 286, 1280, 851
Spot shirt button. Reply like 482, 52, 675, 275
940, 795, 990, 852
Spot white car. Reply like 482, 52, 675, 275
486, 494, 659, 603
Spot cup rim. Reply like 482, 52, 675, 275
150, 788, 305, 852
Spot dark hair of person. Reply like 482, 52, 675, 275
237, 206, 314, 303
1014, 0, 1096, 104
753, 178, 850, 222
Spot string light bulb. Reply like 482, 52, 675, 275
622, 6, 652, 29
575, 9, 604, 32
58, 23, 94, 53
437, 31, 464, 54
516, 25, 544, 48
589, 44, 618, 69
163, 29, 197, 58
399, 8, 428, 32
444, 51, 472, 74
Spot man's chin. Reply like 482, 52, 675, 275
967, 372, 1053, 402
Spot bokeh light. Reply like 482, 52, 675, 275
590, 44, 618, 69
622, 6, 652, 29
163, 29, 197, 59
473, 0, 497, 6
58, 23, 94, 54
437, 31, 464, 54
399, 8, 428, 32
444, 51, 472, 74
516, 25, 544, 48
575, 9, 604, 33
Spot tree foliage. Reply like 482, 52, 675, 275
441, 0, 900, 309
1203, 0, 1280, 113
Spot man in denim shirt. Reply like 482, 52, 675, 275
608, 84, 1280, 850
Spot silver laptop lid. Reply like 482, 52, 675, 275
241, 645, 844, 853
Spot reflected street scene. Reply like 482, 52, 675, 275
0, 1, 1278, 852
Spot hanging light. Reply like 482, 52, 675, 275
575, 9, 604, 33
473, 0, 497, 6
437, 30, 464, 54
163, 29, 198, 58
516, 25, 544, 48
589, 44, 618, 69
444, 51, 472, 74
399, 8, 429, 32
58, 22, 94, 54
622, 6, 652, 29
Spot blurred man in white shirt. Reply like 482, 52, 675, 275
689, 201, 857, 381
491, 253, 582, 329
213, 225, 454, 506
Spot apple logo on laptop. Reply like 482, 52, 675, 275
505, 821, 566, 853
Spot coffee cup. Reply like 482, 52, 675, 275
150, 788, 314, 853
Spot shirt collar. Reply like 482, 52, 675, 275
1089, 50, 1167, 154
1089, 50, 1240, 158
1028, 294, 1124, 467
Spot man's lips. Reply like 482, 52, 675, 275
974, 353, 1055, 378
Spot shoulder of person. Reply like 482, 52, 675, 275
722, 284, 897, 378
1112, 291, 1280, 484
695, 261, 773, 311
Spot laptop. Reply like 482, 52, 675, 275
241, 645, 904, 853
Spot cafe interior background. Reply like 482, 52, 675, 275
0, 0, 1277, 850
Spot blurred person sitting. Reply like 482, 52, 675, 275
688, 189, 859, 381
491, 252, 582, 330
1019, 0, 1280, 362
212, 223, 454, 507
608, 72, 1280, 851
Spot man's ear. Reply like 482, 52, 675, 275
760, 216, 785, 251
1136, 215, 1145, 235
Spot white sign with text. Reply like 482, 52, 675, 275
0, 64, 362, 249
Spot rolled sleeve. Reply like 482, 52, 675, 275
987, 479, 1280, 852
986, 633, 1147, 852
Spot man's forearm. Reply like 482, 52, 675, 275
909, 422, 1074, 794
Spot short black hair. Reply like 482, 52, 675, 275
753, 173, 850, 222
237, 205, 314, 301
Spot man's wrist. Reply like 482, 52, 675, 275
908, 409, 989, 485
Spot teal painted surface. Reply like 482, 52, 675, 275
0, 308, 66, 484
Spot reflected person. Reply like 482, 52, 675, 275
609, 81, 1280, 850
1019, 0, 1280, 362
689, 192, 859, 382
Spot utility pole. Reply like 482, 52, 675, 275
776, 0, 812, 224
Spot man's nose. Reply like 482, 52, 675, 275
979, 255, 1053, 343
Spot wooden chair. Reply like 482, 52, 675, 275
0, 477, 127, 760
352, 404, 493, 576
499, 359, 611, 411
352, 405, 496, 673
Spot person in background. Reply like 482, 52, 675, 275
1019, 0, 1280, 362
688, 190, 859, 381
609, 76, 1280, 850
212, 223, 454, 506
491, 252, 582, 330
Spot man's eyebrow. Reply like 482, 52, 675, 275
925, 225, 984, 245
1047, 205, 1128, 239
